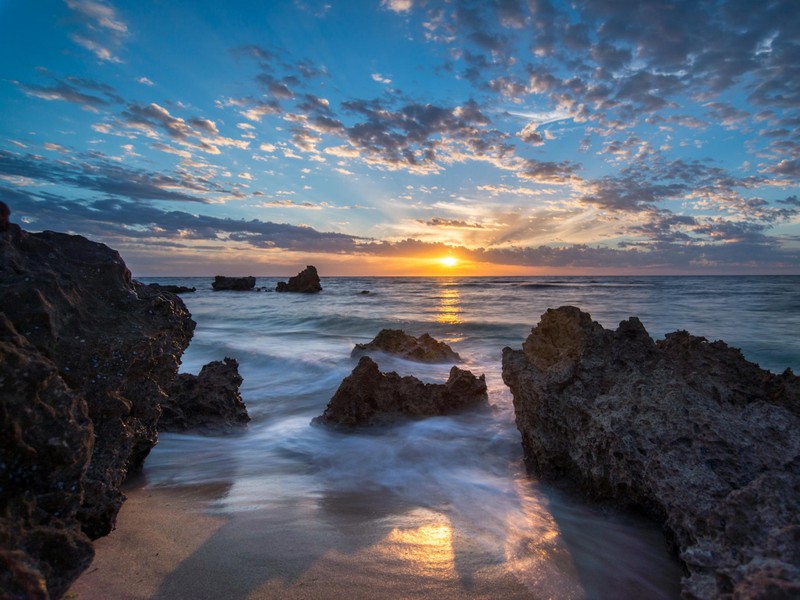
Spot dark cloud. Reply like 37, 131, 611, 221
419, 217, 484, 229
14, 76, 121, 111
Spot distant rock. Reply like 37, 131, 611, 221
0, 226, 195, 597
161, 358, 250, 432
352, 329, 461, 363
144, 282, 196, 294
314, 356, 487, 427
502, 306, 800, 599
212, 275, 255, 291
275, 265, 321, 293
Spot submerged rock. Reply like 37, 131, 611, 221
276, 265, 321, 293
314, 356, 487, 427
502, 306, 800, 599
212, 275, 255, 291
143, 282, 196, 294
352, 329, 461, 363
161, 358, 250, 432
0, 226, 196, 597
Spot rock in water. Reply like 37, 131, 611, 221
275, 265, 322, 293
161, 358, 250, 432
143, 282, 196, 294
352, 329, 461, 363
501, 306, 800, 599
314, 356, 487, 427
0, 227, 195, 597
212, 275, 255, 291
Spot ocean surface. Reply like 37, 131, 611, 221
133, 275, 799, 599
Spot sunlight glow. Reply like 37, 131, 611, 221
439, 256, 458, 267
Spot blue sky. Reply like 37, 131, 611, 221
1, 0, 798, 275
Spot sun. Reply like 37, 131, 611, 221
439, 256, 458, 268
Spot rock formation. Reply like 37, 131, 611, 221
502, 306, 800, 599
0, 226, 196, 598
143, 282, 196, 294
314, 356, 487, 427
275, 265, 321, 293
352, 329, 461, 363
212, 275, 255, 291
160, 358, 250, 432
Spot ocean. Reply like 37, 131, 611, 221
130, 275, 799, 599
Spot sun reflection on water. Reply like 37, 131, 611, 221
436, 285, 462, 325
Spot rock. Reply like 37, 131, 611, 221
0, 227, 196, 597
275, 265, 321, 293
502, 306, 800, 599
143, 282, 196, 294
352, 329, 461, 363
212, 275, 255, 291
160, 358, 250, 432
314, 356, 487, 427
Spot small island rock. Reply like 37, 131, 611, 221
352, 329, 461, 363
314, 356, 487, 427
502, 306, 800, 599
144, 282, 196, 294
161, 358, 250, 432
212, 275, 255, 291
275, 265, 322, 293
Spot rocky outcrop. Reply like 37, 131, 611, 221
160, 358, 249, 432
352, 329, 461, 363
314, 356, 487, 427
0, 226, 195, 598
502, 306, 800, 599
143, 282, 196, 294
275, 265, 321, 293
212, 275, 255, 291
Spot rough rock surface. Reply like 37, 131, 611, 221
352, 329, 461, 363
0, 225, 195, 598
212, 275, 255, 291
314, 356, 487, 427
501, 306, 800, 599
160, 358, 249, 432
276, 265, 321, 293
144, 282, 196, 294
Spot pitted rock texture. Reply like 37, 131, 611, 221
275, 265, 321, 293
0, 226, 195, 598
502, 305, 800, 599
161, 357, 249, 432
352, 329, 461, 363
314, 356, 487, 427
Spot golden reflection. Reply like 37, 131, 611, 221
382, 523, 457, 578
436, 285, 462, 325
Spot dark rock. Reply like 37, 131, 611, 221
144, 282, 196, 294
160, 358, 250, 432
314, 356, 487, 427
352, 329, 461, 363
275, 265, 321, 293
0, 227, 195, 597
501, 306, 800, 599
212, 275, 255, 291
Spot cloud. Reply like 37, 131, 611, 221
14, 77, 118, 111
371, 73, 392, 85
65, 0, 128, 62
381, 0, 412, 14
136, 76, 154, 86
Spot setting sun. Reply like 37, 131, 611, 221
439, 257, 458, 268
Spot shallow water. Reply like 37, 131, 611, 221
134, 275, 799, 598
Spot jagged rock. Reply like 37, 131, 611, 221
143, 282, 196, 294
160, 358, 250, 432
352, 329, 461, 363
212, 275, 255, 291
314, 356, 487, 427
502, 306, 800, 599
0, 226, 195, 597
275, 265, 321, 293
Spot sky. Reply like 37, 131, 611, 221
1, 0, 798, 276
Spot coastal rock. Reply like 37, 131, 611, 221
161, 358, 250, 432
314, 356, 487, 427
501, 306, 800, 599
352, 329, 461, 363
0, 226, 195, 597
275, 265, 321, 293
212, 275, 255, 291
143, 282, 196, 294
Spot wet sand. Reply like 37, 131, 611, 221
67, 483, 536, 600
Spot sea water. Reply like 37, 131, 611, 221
135, 275, 799, 599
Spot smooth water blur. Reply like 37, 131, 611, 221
137, 275, 799, 598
